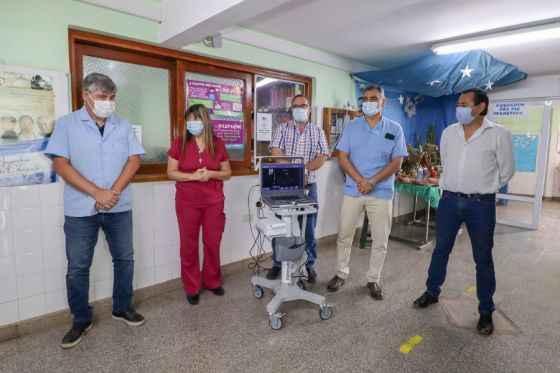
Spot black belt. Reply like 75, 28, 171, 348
445, 191, 495, 199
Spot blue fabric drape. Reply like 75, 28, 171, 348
352, 50, 527, 146
354, 82, 457, 146
353, 50, 527, 97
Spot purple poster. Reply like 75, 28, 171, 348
212, 120, 244, 149
186, 79, 243, 112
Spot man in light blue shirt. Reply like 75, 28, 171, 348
45, 73, 146, 348
327, 85, 407, 300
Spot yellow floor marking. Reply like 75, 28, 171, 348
399, 335, 424, 355
467, 286, 476, 294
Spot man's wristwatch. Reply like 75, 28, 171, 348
369, 178, 377, 187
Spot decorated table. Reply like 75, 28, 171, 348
395, 182, 441, 209
360, 181, 441, 250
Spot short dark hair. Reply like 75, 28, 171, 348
461, 88, 488, 116
362, 85, 385, 98
291, 94, 310, 105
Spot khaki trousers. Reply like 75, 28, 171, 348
336, 195, 393, 283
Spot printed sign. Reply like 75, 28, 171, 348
0, 70, 60, 186
212, 120, 244, 149
186, 74, 245, 150
489, 102, 529, 117
256, 112, 273, 141
0, 139, 55, 186
512, 134, 538, 173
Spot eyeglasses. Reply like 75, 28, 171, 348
359, 97, 381, 103
292, 104, 310, 109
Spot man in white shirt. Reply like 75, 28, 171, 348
413, 88, 515, 336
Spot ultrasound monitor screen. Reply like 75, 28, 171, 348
261, 163, 304, 191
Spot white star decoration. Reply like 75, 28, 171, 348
484, 80, 494, 91
427, 80, 441, 86
398, 95, 404, 105
460, 65, 473, 78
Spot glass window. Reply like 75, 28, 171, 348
83, 56, 171, 163
254, 76, 305, 159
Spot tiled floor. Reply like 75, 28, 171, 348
1, 201, 559, 373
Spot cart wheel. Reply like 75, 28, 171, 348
269, 315, 283, 330
296, 280, 306, 290
319, 305, 333, 320
252, 285, 263, 299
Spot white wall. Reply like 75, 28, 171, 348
490, 74, 560, 198
0, 159, 350, 327
490, 75, 560, 101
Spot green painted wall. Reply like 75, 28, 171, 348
185, 39, 357, 108
0, 0, 160, 72
2, 0, 356, 108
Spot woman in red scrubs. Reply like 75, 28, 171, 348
167, 104, 231, 305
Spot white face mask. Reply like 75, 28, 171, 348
88, 93, 116, 119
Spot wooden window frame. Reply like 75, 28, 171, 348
322, 107, 360, 157
68, 28, 312, 181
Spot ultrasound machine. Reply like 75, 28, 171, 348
251, 157, 333, 330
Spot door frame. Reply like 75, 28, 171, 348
490, 98, 553, 230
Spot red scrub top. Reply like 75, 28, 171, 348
168, 136, 230, 207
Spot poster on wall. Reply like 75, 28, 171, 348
186, 73, 245, 150
256, 112, 273, 141
0, 67, 69, 186
512, 134, 538, 172
488, 101, 541, 173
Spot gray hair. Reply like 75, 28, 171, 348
82, 73, 117, 94
363, 84, 385, 98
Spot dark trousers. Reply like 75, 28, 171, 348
426, 191, 497, 314
272, 183, 318, 268
64, 211, 134, 324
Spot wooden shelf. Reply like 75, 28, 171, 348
322, 107, 360, 157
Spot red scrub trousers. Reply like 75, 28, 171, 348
168, 136, 229, 295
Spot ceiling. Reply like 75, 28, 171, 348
240, 0, 560, 76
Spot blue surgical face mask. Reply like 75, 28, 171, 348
362, 101, 379, 117
292, 108, 309, 122
186, 120, 204, 136
456, 106, 476, 125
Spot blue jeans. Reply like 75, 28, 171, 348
272, 183, 318, 268
64, 211, 135, 324
426, 191, 496, 315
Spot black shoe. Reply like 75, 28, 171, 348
210, 286, 225, 296
266, 266, 281, 280
112, 307, 145, 327
413, 291, 439, 308
186, 293, 200, 305
477, 314, 494, 335
60, 321, 93, 349
306, 266, 317, 284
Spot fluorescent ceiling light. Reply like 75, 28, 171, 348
256, 78, 278, 88
432, 22, 560, 54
